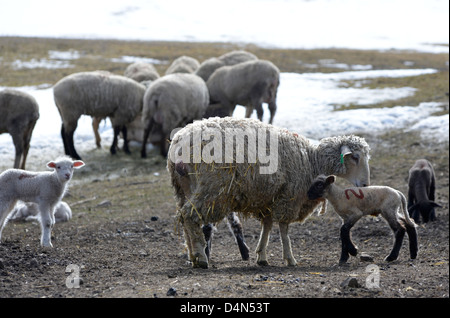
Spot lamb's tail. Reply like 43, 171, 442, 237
399, 191, 416, 228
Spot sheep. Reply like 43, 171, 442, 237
165, 56, 200, 75
167, 117, 371, 268
0, 89, 40, 169
124, 62, 160, 82
8, 201, 72, 223
206, 60, 280, 124
141, 73, 209, 157
407, 159, 442, 223
307, 174, 418, 264
0, 156, 84, 247
195, 50, 258, 82
92, 69, 156, 149
53, 71, 146, 160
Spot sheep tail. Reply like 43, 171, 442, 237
399, 191, 416, 228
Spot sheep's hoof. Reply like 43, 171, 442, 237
193, 260, 208, 269
257, 260, 269, 266
384, 255, 398, 262
348, 246, 358, 257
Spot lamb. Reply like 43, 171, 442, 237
165, 56, 200, 75
53, 71, 146, 160
195, 50, 258, 82
0, 156, 84, 247
307, 174, 418, 264
206, 60, 280, 124
0, 89, 40, 169
8, 201, 72, 223
141, 73, 209, 157
168, 117, 371, 268
407, 159, 442, 223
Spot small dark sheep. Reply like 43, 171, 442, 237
407, 159, 442, 223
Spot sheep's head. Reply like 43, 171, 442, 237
307, 175, 335, 200
47, 157, 85, 181
408, 200, 442, 223
318, 135, 370, 188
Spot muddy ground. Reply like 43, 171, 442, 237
0, 38, 448, 303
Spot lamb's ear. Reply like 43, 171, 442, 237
340, 145, 352, 157
326, 175, 335, 184
47, 161, 56, 169
73, 160, 85, 169
427, 201, 442, 208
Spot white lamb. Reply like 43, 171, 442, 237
0, 156, 84, 247
307, 174, 418, 264
8, 201, 72, 223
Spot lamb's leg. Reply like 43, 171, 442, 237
339, 219, 358, 265
226, 212, 250, 261
279, 222, 297, 266
180, 205, 208, 268
38, 203, 55, 248
385, 221, 406, 262
110, 125, 121, 155
0, 201, 17, 242
141, 118, 154, 158
256, 216, 273, 266
255, 104, 264, 122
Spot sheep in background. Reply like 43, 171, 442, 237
195, 50, 258, 82
53, 71, 146, 160
0, 89, 40, 169
307, 174, 418, 264
8, 201, 72, 223
168, 117, 370, 268
165, 56, 200, 75
407, 159, 442, 223
124, 62, 160, 82
206, 60, 280, 124
141, 73, 209, 157
0, 156, 84, 247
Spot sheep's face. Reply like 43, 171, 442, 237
341, 149, 370, 187
307, 175, 335, 200
47, 157, 85, 182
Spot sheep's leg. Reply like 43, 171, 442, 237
121, 126, 131, 155
268, 101, 277, 124
92, 117, 102, 148
279, 222, 297, 266
256, 216, 273, 266
202, 223, 214, 260
244, 106, 254, 119
339, 219, 358, 265
180, 204, 208, 268
141, 118, 154, 158
385, 218, 406, 262
110, 125, 121, 155
20, 121, 35, 170
61, 123, 81, 160
38, 203, 56, 248
226, 212, 250, 261
255, 104, 264, 122
11, 133, 24, 169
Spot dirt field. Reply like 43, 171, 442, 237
0, 38, 448, 302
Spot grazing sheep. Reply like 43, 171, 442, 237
407, 159, 442, 223
168, 117, 370, 268
53, 71, 146, 160
307, 174, 418, 264
8, 201, 72, 223
0, 156, 84, 247
165, 56, 200, 75
195, 50, 258, 82
206, 60, 280, 124
124, 62, 160, 82
0, 89, 40, 169
141, 73, 209, 157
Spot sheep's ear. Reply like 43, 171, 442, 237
325, 175, 335, 184
73, 160, 85, 169
47, 161, 56, 169
340, 145, 352, 157
427, 201, 442, 208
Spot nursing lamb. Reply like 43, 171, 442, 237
307, 174, 418, 264
168, 117, 370, 268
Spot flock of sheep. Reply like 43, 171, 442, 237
0, 50, 443, 270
